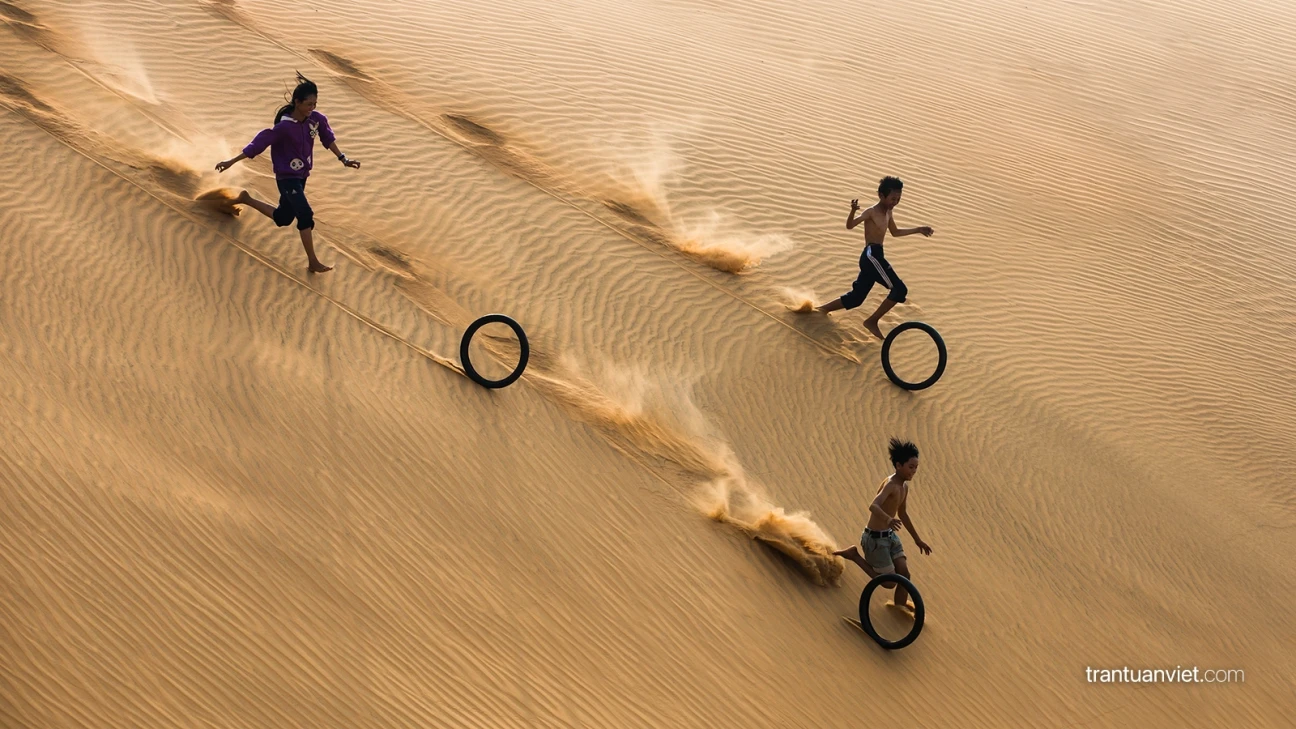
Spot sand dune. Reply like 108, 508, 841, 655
2, 0, 1293, 727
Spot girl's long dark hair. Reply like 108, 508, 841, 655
273, 72, 318, 125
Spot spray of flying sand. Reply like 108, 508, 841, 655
591, 126, 795, 273
530, 356, 842, 586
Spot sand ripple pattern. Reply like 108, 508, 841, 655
3, 0, 1295, 727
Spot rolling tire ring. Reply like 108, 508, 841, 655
880, 321, 947, 391
460, 314, 529, 389
858, 573, 925, 650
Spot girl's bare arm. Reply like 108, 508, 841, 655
215, 153, 248, 172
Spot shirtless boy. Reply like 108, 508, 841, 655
833, 438, 933, 611
815, 177, 933, 340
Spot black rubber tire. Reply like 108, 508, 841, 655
880, 321, 947, 391
460, 314, 529, 389
858, 573, 925, 650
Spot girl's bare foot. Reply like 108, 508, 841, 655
308, 260, 333, 273
863, 319, 885, 340
236, 190, 252, 205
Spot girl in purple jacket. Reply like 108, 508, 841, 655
216, 73, 361, 273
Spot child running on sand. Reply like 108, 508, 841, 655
833, 438, 933, 612
215, 73, 361, 273
815, 177, 933, 340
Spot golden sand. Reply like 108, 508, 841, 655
2, 0, 1293, 726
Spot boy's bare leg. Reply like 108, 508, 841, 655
831, 545, 879, 577
815, 298, 846, 314
891, 556, 912, 609
863, 299, 898, 340
236, 190, 277, 219
299, 228, 332, 273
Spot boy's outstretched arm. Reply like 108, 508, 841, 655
889, 218, 934, 238
846, 199, 865, 229
898, 500, 932, 555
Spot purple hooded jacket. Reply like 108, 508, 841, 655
242, 111, 336, 179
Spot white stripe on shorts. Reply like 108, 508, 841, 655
866, 246, 893, 289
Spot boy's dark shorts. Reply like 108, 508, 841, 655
841, 243, 907, 309
861, 529, 905, 573
272, 178, 314, 231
